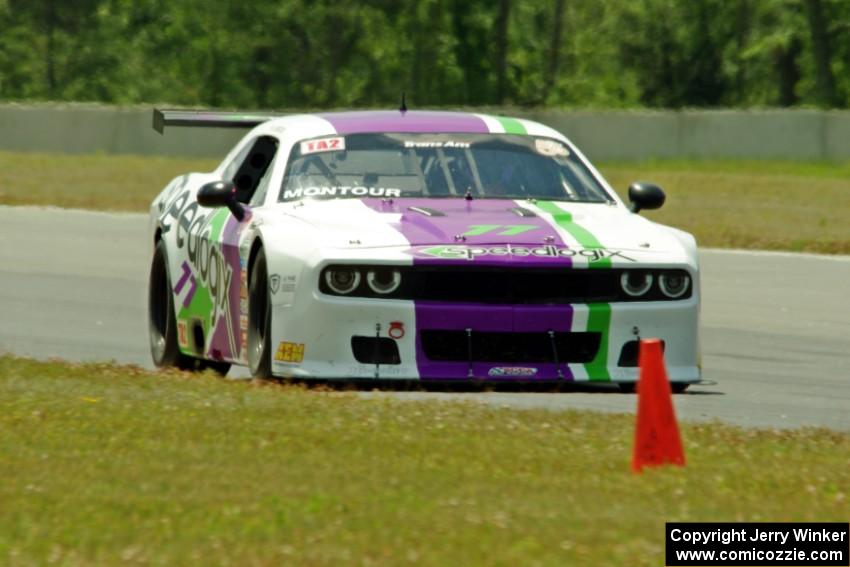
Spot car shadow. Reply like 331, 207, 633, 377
263, 377, 724, 396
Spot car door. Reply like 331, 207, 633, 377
184, 135, 279, 362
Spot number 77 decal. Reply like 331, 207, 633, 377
462, 224, 538, 236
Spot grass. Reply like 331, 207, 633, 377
1, 356, 848, 566
0, 151, 217, 212
0, 150, 848, 253
599, 160, 850, 254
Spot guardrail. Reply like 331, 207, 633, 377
1, 103, 847, 161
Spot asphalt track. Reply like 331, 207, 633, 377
1, 206, 848, 431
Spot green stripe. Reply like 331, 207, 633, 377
584, 303, 612, 381
209, 208, 230, 241
495, 116, 527, 134
537, 200, 613, 380
535, 201, 611, 269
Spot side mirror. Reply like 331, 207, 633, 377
628, 182, 665, 214
197, 181, 246, 221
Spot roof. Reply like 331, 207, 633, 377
153, 107, 566, 142
316, 110, 540, 136
318, 110, 489, 134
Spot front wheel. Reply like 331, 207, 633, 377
248, 247, 273, 378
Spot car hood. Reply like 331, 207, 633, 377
265, 198, 694, 265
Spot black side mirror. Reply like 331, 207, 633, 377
197, 181, 246, 221
628, 182, 665, 214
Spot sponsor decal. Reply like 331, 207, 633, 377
414, 244, 635, 263
535, 139, 570, 157
158, 187, 251, 360
403, 140, 471, 149
345, 365, 405, 376
240, 270, 248, 299
388, 321, 405, 340
276, 274, 297, 294
275, 341, 305, 364
282, 186, 401, 200
160, 189, 236, 323
177, 320, 189, 348
300, 136, 345, 155
173, 261, 198, 308
270, 274, 280, 294
488, 367, 538, 377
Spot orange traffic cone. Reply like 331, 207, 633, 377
632, 338, 685, 473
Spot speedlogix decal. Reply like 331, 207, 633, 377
413, 245, 635, 262
158, 187, 246, 359
160, 189, 233, 321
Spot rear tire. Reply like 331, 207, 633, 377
248, 247, 273, 378
148, 240, 231, 376
148, 240, 190, 369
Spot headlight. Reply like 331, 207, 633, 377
620, 271, 653, 297
325, 268, 360, 295
366, 268, 402, 294
659, 272, 690, 298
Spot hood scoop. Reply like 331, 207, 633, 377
407, 205, 446, 217
508, 206, 537, 218
406, 204, 538, 218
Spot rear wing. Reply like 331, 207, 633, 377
152, 108, 282, 134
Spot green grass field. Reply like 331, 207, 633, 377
602, 160, 850, 255
1, 356, 848, 565
0, 151, 848, 254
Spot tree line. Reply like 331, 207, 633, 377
1, 0, 848, 109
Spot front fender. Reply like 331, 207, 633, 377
249, 219, 322, 308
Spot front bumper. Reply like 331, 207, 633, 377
270, 293, 700, 382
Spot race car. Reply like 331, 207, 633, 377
147, 108, 700, 391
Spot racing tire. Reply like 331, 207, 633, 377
148, 239, 192, 369
148, 240, 231, 376
248, 247, 273, 379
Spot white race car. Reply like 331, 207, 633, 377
147, 108, 700, 391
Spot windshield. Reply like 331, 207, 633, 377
278, 133, 613, 203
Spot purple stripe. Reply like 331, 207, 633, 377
362, 197, 572, 267
414, 303, 574, 381
320, 111, 489, 134
361, 197, 574, 380
208, 213, 250, 362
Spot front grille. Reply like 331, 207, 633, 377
414, 268, 621, 303
420, 330, 600, 363
320, 265, 692, 304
